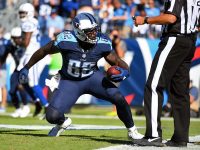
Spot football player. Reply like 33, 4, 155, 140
2, 27, 41, 118
17, 3, 49, 116
7, 27, 30, 117
0, 26, 8, 113
18, 13, 143, 140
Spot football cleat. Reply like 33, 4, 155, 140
132, 137, 166, 147
165, 140, 187, 147
48, 118, 72, 137
11, 108, 22, 118
128, 126, 144, 140
0, 107, 6, 113
20, 105, 30, 118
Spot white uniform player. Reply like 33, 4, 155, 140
17, 3, 49, 115
17, 3, 50, 87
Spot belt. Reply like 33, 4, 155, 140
161, 33, 197, 41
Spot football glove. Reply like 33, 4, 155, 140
18, 66, 29, 84
110, 67, 129, 82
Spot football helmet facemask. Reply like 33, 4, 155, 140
18, 3, 35, 22
72, 13, 100, 44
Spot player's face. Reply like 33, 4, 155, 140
83, 28, 98, 40
18, 11, 27, 19
12, 37, 21, 44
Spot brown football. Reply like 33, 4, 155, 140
106, 66, 121, 78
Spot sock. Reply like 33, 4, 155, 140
33, 85, 49, 106
128, 125, 136, 132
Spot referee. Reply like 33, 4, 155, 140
133, 0, 200, 147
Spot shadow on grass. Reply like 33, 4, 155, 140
0, 129, 47, 137
60, 134, 133, 145
0, 130, 133, 145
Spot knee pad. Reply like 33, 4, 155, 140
46, 105, 65, 125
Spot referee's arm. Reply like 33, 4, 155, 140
133, 13, 177, 26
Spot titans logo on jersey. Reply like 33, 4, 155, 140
54, 30, 113, 80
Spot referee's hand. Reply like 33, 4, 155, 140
132, 16, 145, 26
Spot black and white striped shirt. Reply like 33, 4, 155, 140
162, 0, 200, 35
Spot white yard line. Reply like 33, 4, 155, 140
0, 124, 126, 130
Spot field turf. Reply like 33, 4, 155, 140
0, 105, 200, 150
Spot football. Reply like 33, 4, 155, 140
106, 66, 121, 79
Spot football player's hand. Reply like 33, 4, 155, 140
19, 66, 29, 84
110, 67, 129, 82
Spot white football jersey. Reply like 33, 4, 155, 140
21, 17, 40, 54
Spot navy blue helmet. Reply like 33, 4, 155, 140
72, 13, 100, 44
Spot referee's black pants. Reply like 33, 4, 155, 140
144, 35, 196, 142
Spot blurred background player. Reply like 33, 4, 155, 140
18, 12, 143, 140
8, 27, 40, 118
17, 3, 50, 116
5, 27, 30, 118
0, 25, 8, 113
77, 0, 94, 15
46, 8, 65, 40
0, 26, 44, 118
163, 80, 200, 118
189, 80, 199, 118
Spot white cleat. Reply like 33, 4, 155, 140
11, 108, 22, 118
20, 105, 30, 118
0, 107, 6, 113
48, 118, 72, 137
128, 126, 144, 140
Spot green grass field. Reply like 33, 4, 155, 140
0, 105, 200, 150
